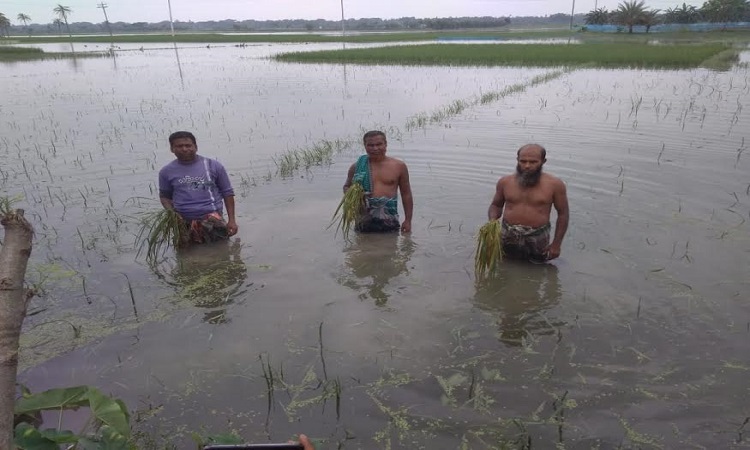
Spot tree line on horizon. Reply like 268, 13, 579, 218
1, 10, 529, 37
585, 0, 750, 33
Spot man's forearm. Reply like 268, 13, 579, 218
224, 196, 236, 221
552, 213, 569, 245
488, 205, 502, 221
160, 197, 174, 211
403, 194, 413, 222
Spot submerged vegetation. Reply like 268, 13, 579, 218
275, 42, 732, 68
273, 139, 353, 178
0, 45, 108, 62
406, 69, 570, 130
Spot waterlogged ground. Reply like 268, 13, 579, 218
2, 42, 750, 448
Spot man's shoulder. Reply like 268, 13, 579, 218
541, 172, 564, 187
385, 156, 407, 167
159, 159, 179, 174
205, 156, 227, 170
498, 173, 516, 185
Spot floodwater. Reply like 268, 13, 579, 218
2, 42, 749, 448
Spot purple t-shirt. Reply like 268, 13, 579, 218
158, 155, 234, 220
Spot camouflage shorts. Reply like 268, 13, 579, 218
186, 212, 229, 244
501, 221, 551, 262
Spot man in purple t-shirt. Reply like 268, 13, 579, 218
158, 131, 238, 243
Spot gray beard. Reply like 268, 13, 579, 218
517, 165, 543, 187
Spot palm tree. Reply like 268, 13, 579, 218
17, 13, 31, 36
16, 13, 30, 26
0, 13, 10, 38
616, 0, 648, 33
52, 4, 72, 38
52, 18, 63, 35
665, 3, 702, 23
585, 7, 611, 24
700, 0, 749, 25
640, 9, 661, 32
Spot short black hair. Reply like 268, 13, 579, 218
169, 131, 197, 146
517, 143, 546, 160
363, 130, 386, 143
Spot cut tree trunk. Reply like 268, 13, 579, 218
0, 209, 34, 450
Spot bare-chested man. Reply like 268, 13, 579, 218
343, 130, 413, 233
488, 144, 569, 262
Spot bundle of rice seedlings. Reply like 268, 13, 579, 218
474, 220, 503, 279
329, 182, 365, 240
136, 208, 188, 264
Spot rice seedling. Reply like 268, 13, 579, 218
329, 182, 365, 240
274, 139, 351, 178
474, 220, 503, 280
135, 208, 188, 264
0, 46, 109, 62
275, 43, 731, 69
406, 69, 569, 131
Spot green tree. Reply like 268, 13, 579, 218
700, 0, 749, 24
0, 12, 10, 37
665, 3, 702, 23
640, 9, 662, 32
52, 18, 63, 35
585, 7, 611, 24
16, 12, 30, 26
616, 0, 649, 33
17, 12, 31, 36
52, 3, 72, 38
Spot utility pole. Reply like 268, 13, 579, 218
167, 0, 175, 37
570, 0, 576, 30
97, 2, 113, 38
340, 0, 346, 37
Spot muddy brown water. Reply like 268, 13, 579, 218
2, 42, 749, 448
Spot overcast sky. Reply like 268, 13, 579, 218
2, 0, 700, 24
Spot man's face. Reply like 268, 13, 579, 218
516, 149, 545, 187
364, 135, 387, 159
171, 137, 197, 162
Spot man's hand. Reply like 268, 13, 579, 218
545, 242, 561, 260
401, 220, 412, 233
227, 219, 238, 236
299, 434, 315, 450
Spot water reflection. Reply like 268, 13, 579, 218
472, 262, 562, 347
338, 233, 415, 306
166, 239, 248, 324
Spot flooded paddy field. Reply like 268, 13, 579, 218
2, 41, 749, 448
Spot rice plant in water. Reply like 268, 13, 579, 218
475, 220, 503, 279
329, 183, 365, 240
136, 208, 188, 263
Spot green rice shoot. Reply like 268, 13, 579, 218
135, 209, 188, 264
329, 183, 365, 240
475, 220, 503, 279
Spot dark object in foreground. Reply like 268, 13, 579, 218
204, 444, 304, 449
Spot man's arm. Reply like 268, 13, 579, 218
213, 160, 239, 236
159, 196, 174, 211
546, 180, 569, 260
488, 178, 505, 221
343, 163, 355, 193
158, 169, 175, 211
224, 195, 238, 236
399, 162, 413, 233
